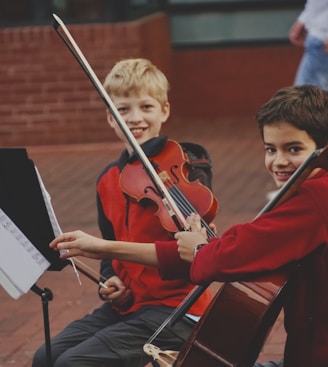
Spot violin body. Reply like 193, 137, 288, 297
174, 272, 288, 367
120, 139, 218, 233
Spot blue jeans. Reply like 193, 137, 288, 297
295, 34, 328, 91
254, 361, 283, 367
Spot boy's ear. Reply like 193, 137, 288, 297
162, 102, 170, 123
106, 109, 115, 128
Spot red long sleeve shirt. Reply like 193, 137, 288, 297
155, 169, 328, 366
97, 137, 212, 315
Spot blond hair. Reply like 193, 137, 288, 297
103, 58, 169, 107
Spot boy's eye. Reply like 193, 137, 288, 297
265, 147, 276, 154
118, 107, 128, 113
289, 146, 302, 153
143, 104, 153, 110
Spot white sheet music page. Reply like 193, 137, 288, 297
0, 209, 50, 299
34, 166, 81, 285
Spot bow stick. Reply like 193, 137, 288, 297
52, 14, 188, 233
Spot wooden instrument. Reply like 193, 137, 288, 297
145, 146, 328, 367
120, 138, 218, 233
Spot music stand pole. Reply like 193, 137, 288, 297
31, 284, 54, 367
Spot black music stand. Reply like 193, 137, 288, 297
0, 148, 69, 367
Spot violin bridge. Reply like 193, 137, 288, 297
143, 343, 178, 367
159, 171, 170, 183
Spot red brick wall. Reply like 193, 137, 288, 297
170, 46, 302, 120
0, 12, 302, 146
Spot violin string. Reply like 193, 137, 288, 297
170, 187, 215, 238
145, 285, 207, 345
165, 182, 202, 214
145, 183, 214, 346
146, 312, 174, 344
167, 185, 216, 238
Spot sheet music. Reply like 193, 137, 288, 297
0, 209, 50, 299
34, 167, 81, 285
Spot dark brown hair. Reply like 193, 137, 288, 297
256, 85, 328, 148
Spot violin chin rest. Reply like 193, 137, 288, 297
143, 343, 179, 367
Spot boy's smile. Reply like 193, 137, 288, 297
107, 92, 170, 151
263, 121, 317, 188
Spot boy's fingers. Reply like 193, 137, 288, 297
188, 214, 202, 231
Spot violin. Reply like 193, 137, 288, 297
120, 139, 218, 233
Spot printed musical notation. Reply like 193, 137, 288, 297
0, 162, 81, 300
0, 208, 50, 299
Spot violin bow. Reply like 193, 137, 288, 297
52, 14, 188, 233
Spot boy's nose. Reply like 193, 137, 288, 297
274, 152, 289, 166
127, 109, 142, 123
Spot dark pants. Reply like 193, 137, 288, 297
32, 303, 194, 367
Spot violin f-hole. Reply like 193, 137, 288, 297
170, 164, 179, 184
144, 186, 161, 198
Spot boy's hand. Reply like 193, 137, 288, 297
99, 276, 133, 308
174, 213, 208, 263
49, 230, 110, 260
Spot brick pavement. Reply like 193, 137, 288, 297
0, 118, 286, 367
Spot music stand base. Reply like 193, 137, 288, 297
31, 284, 54, 367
